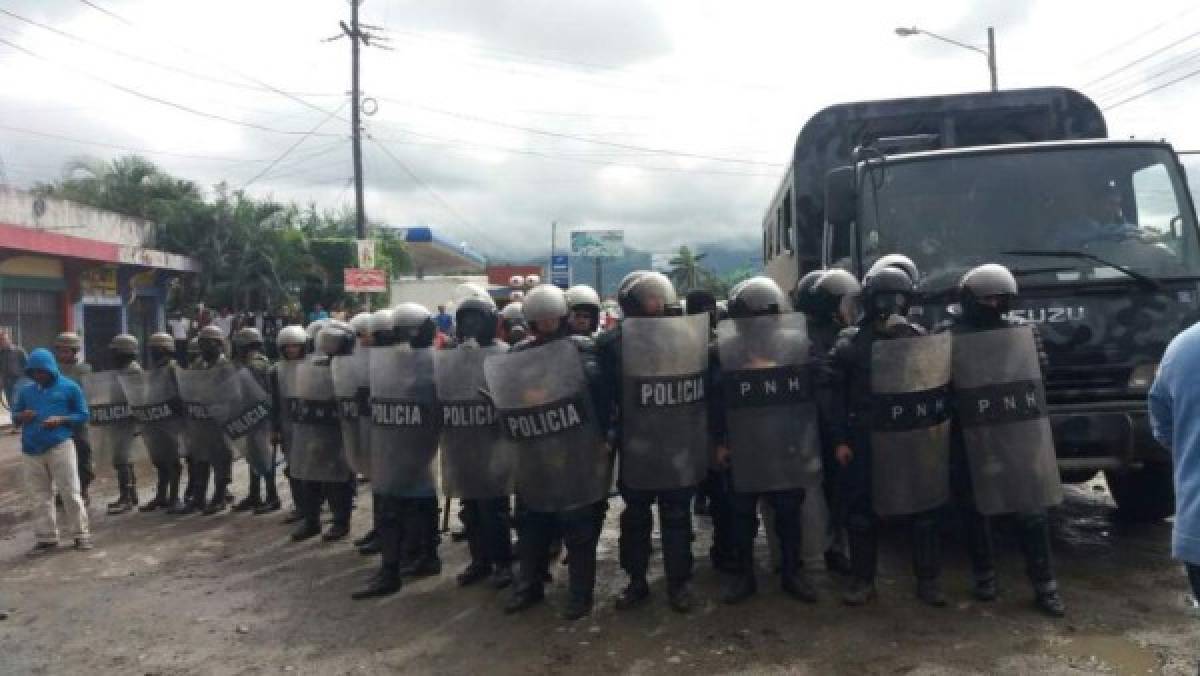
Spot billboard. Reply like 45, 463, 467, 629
570, 229, 624, 258
550, 254, 570, 288
344, 268, 387, 293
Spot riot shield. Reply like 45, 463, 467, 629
368, 347, 439, 497
286, 358, 352, 482
175, 364, 238, 465
716, 314, 822, 493
275, 360, 301, 458
82, 371, 140, 469
952, 327, 1063, 515
619, 314, 710, 491
218, 369, 275, 478
869, 333, 953, 516
118, 367, 181, 468
435, 344, 515, 499
332, 351, 370, 476
483, 339, 610, 512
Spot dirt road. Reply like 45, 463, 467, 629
0, 435, 1196, 675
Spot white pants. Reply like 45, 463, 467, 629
23, 439, 90, 544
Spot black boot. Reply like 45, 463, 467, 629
351, 564, 402, 600
323, 481, 353, 541
233, 473, 262, 512
398, 499, 441, 577
614, 577, 651, 610
255, 473, 281, 514
844, 516, 878, 606
182, 462, 210, 515
1019, 513, 1064, 617
108, 464, 137, 514
490, 563, 514, 589
139, 465, 170, 512
668, 580, 695, 614
291, 481, 321, 541
912, 514, 945, 607
163, 464, 184, 514
562, 516, 597, 621
283, 476, 305, 524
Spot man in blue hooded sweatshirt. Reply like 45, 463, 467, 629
1149, 324, 1200, 603
12, 348, 92, 553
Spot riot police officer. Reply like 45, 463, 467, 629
498, 302, 527, 344
353, 309, 395, 556
596, 271, 708, 613
829, 261, 948, 607
273, 325, 309, 524
939, 264, 1066, 617
192, 325, 236, 514
139, 332, 185, 513
502, 284, 611, 621
288, 323, 356, 542
231, 328, 281, 514
440, 295, 516, 589
715, 277, 820, 604
352, 306, 442, 599
565, 285, 602, 337
106, 334, 143, 515
53, 332, 94, 504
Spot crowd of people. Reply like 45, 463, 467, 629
7, 254, 1198, 623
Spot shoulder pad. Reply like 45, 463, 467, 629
248, 354, 272, 371
568, 334, 595, 353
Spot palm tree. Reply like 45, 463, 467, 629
668, 245, 708, 292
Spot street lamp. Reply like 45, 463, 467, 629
896, 25, 998, 92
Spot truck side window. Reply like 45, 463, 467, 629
782, 193, 794, 254
1132, 164, 1173, 236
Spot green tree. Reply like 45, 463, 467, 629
668, 245, 709, 292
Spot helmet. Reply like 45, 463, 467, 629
198, 325, 225, 342
148, 332, 175, 351
368, 309, 394, 336
54, 332, 82, 350
349, 312, 373, 336
510, 290, 525, 302
305, 318, 329, 344
960, 263, 1018, 323
621, 271, 677, 317
792, 270, 826, 314
862, 265, 915, 318
565, 284, 601, 311
866, 254, 919, 284
522, 285, 569, 324
276, 324, 307, 355
392, 302, 435, 347
500, 302, 524, 324
232, 327, 263, 348
108, 333, 139, 355
316, 323, 356, 357
616, 271, 649, 308
810, 269, 862, 325
455, 296, 498, 345
727, 277, 789, 318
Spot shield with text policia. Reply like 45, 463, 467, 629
435, 343, 516, 500
869, 332, 952, 516
951, 326, 1062, 515
285, 357, 352, 482
119, 366, 181, 468
368, 347, 439, 497
175, 364, 239, 465
83, 370, 139, 468
717, 313, 822, 493
620, 313, 710, 491
483, 338, 610, 513
217, 368, 275, 478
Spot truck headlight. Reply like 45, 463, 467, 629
1127, 363, 1159, 391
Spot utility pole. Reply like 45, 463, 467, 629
987, 26, 998, 92
346, 0, 367, 240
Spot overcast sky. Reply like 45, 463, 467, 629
2, 0, 1199, 260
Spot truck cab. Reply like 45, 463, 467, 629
767, 89, 1200, 520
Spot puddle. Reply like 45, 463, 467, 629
1047, 634, 1159, 675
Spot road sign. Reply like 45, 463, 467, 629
570, 229, 624, 258
344, 268, 387, 293
551, 254, 570, 288
356, 239, 376, 269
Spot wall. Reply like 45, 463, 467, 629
0, 186, 157, 248
390, 275, 490, 313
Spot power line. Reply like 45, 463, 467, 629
1103, 64, 1200, 110
241, 101, 348, 189
1074, 5, 1200, 71
0, 123, 273, 162
373, 97, 784, 167
1084, 28, 1200, 87
1092, 45, 1200, 102
0, 36, 343, 137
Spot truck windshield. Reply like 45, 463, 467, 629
856, 145, 1200, 292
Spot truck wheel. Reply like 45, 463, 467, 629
1105, 463, 1175, 522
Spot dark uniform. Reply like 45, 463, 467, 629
936, 264, 1065, 617
106, 335, 143, 515
140, 333, 185, 512
232, 341, 280, 514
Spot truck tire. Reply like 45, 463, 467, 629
1105, 463, 1175, 522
